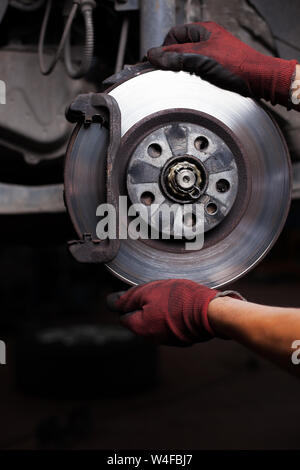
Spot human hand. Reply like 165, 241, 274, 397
107, 279, 243, 346
148, 22, 297, 108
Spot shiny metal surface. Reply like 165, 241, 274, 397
66, 70, 291, 287
108, 71, 291, 287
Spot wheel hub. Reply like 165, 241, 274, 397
164, 158, 203, 200
126, 121, 239, 233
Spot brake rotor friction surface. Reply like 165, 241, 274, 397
65, 70, 291, 287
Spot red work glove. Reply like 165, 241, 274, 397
148, 22, 298, 108
107, 279, 244, 347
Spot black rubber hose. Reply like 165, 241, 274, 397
38, 0, 78, 76
64, 3, 95, 79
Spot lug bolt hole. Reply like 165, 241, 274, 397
206, 202, 218, 215
194, 136, 209, 151
147, 143, 162, 158
183, 212, 197, 227
141, 191, 155, 206
216, 179, 230, 193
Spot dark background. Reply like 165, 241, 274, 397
0, 201, 300, 450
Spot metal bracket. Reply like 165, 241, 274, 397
102, 62, 154, 90
66, 93, 121, 263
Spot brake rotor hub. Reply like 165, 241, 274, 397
126, 121, 239, 233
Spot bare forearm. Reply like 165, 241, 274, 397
208, 296, 300, 375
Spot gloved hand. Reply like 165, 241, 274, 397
148, 22, 298, 108
107, 279, 244, 347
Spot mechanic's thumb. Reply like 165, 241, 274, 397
119, 310, 144, 337
107, 291, 126, 312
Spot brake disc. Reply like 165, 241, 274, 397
64, 69, 291, 288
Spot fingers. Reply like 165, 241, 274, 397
108, 280, 163, 314
106, 287, 140, 313
148, 47, 183, 71
120, 310, 144, 336
148, 21, 214, 69
107, 290, 149, 338
106, 291, 126, 311
106, 291, 146, 337
148, 46, 205, 74
118, 280, 164, 312
115, 285, 145, 313
162, 23, 211, 46
163, 24, 190, 46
